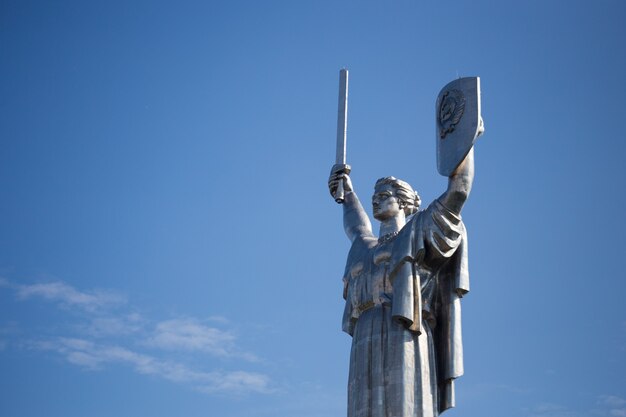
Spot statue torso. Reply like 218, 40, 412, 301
346, 235, 397, 313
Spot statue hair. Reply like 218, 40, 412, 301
375, 176, 421, 216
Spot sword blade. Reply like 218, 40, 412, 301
336, 69, 349, 165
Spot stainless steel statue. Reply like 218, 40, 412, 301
328, 72, 484, 417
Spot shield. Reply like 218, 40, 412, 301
435, 77, 482, 176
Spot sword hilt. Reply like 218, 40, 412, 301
332, 164, 351, 204
335, 182, 345, 204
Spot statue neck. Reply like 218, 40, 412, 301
378, 213, 405, 238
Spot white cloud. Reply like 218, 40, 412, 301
526, 402, 585, 417
3, 278, 269, 396
82, 313, 145, 337
197, 371, 273, 395
147, 318, 258, 361
601, 396, 626, 408
525, 398, 626, 417
34, 337, 272, 394
15, 281, 125, 312
599, 396, 626, 417
206, 315, 230, 324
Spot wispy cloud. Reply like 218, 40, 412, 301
525, 402, 590, 417
13, 281, 125, 312
147, 318, 258, 361
32, 337, 272, 394
524, 397, 626, 417
1, 278, 271, 396
599, 396, 626, 417
601, 396, 626, 408
81, 313, 145, 338
196, 371, 273, 395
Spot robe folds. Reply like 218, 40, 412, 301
342, 199, 469, 417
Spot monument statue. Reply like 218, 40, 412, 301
328, 70, 484, 417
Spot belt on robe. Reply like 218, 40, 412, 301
356, 296, 391, 314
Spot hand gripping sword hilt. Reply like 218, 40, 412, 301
333, 164, 351, 204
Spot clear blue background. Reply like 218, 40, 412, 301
1, 1, 625, 416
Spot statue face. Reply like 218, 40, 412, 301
372, 184, 402, 221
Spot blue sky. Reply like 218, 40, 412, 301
1, 1, 625, 416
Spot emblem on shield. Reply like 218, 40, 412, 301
438, 89, 466, 139
435, 77, 483, 176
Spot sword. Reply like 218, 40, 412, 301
334, 68, 351, 204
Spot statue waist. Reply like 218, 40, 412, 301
355, 294, 392, 314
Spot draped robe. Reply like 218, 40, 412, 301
342, 199, 469, 417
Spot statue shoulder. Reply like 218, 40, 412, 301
349, 235, 377, 255
344, 235, 377, 275
343, 236, 378, 282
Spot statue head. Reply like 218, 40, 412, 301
372, 177, 421, 221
